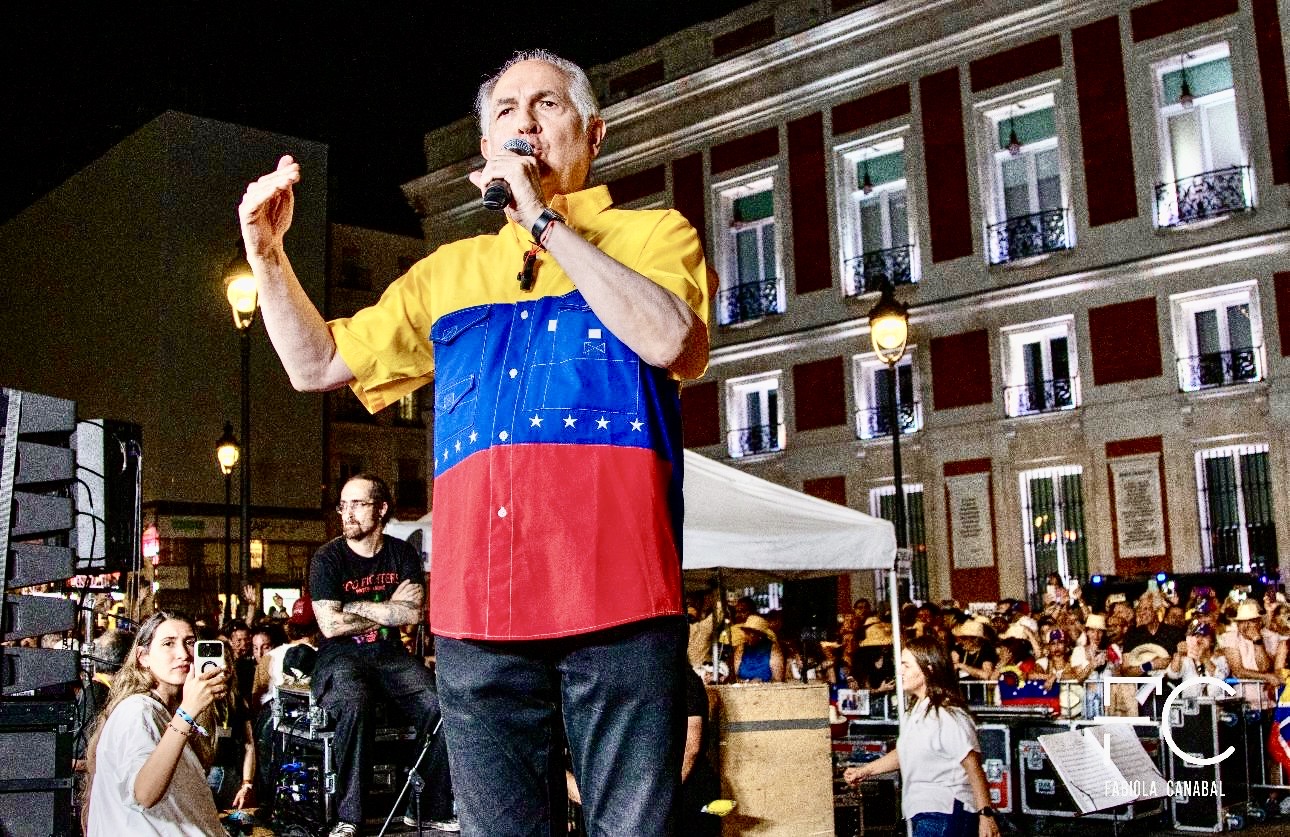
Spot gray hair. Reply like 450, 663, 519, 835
475, 49, 600, 137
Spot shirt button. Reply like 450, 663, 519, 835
497, 507, 508, 518
499, 430, 509, 441
509, 369, 518, 378
520, 310, 529, 320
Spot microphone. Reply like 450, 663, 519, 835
481, 137, 534, 211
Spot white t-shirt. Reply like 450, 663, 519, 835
897, 697, 980, 815
263, 643, 290, 705
88, 694, 223, 837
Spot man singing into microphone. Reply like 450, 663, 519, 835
238, 49, 710, 837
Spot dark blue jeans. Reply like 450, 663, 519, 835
436, 617, 687, 837
312, 641, 453, 825
911, 800, 980, 837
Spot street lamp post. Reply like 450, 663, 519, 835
215, 423, 240, 625
868, 280, 911, 554
225, 247, 258, 602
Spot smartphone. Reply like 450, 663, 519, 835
194, 640, 226, 676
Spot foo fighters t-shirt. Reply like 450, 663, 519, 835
308, 535, 423, 651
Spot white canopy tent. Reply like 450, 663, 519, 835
680, 450, 896, 580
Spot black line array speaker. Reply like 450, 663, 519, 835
0, 701, 76, 836
74, 419, 143, 574
1, 388, 78, 695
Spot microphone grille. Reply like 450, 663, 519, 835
501, 137, 534, 156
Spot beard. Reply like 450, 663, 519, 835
342, 517, 378, 541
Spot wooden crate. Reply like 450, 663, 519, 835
712, 683, 834, 836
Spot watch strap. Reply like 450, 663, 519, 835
530, 207, 565, 245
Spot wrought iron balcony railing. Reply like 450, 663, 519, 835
717, 277, 782, 326
988, 207, 1071, 265
846, 244, 915, 296
728, 423, 784, 457
1004, 377, 1077, 417
1177, 346, 1261, 391
855, 400, 922, 440
1155, 166, 1251, 228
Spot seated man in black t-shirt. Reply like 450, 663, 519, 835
310, 473, 456, 836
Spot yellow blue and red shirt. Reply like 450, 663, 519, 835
328, 185, 709, 641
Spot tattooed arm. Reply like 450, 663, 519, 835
341, 579, 423, 628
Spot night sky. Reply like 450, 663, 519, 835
1, 2, 750, 236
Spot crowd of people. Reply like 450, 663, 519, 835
692, 577, 1290, 716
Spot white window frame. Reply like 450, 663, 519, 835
1001, 317, 1079, 417
1018, 465, 1086, 604
1194, 443, 1275, 573
713, 171, 784, 325
869, 483, 927, 602
1169, 282, 1264, 391
1151, 42, 1253, 226
975, 86, 1074, 263
834, 130, 917, 295
852, 348, 921, 440
725, 371, 784, 459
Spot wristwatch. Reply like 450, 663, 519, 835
531, 207, 565, 245
979, 806, 997, 819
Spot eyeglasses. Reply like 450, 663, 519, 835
335, 500, 376, 514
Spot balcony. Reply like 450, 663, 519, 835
1004, 377, 1077, 417
728, 422, 783, 457
1177, 346, 1261, 391
717, 278, 782, 326
1155, 166, 1251, 228
855, 400, 922, 440
988, 208, 1070, 265
847, 244, 915, 296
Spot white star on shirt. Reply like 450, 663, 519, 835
442, 449, 449, 461
595, 417, 610, 430
530, 414, 543, 427
564, 415, 577, 428
630, 420, 644, 432
468, 431, 478, 443
454, 440, 461, 452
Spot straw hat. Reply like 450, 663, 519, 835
737, 614, 777, 643
1123, 643, 1171, 668
859, 622, 894, 647
1234, 601, 1263, 622
953, 619, 987, 639
1084, 614, 1107, 631
1003, 623, 1032, 641
1104, 593, 1127, 606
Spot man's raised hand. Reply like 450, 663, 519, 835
239, 155, 301, 257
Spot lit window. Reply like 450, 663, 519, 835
715, 175, 784, 325
1019, 466, 1087, 604
1001, 318, 1079, 417
726, 373, 783, 458
1196, 445, 1277, 576
983, 92, 1072, 264
853, 349, 921, 439
250, 539, 264, 571
1169, 284, 1263, 391
1153, 44, 1252, 227
838, 136, 915, 294
869, 484, 928, 602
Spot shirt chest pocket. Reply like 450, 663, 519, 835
522, 302, 640, 415
431, 306, 490, 441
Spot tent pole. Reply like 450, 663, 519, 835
890, 548, 905, 724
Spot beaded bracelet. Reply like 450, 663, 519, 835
175, 707, 209, 737
166, 721, 191, 737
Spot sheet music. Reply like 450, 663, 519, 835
1037, 730, 1127, 814
1100, 723, 1168, 794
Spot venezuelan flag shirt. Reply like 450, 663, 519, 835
328, 186, 710, 641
